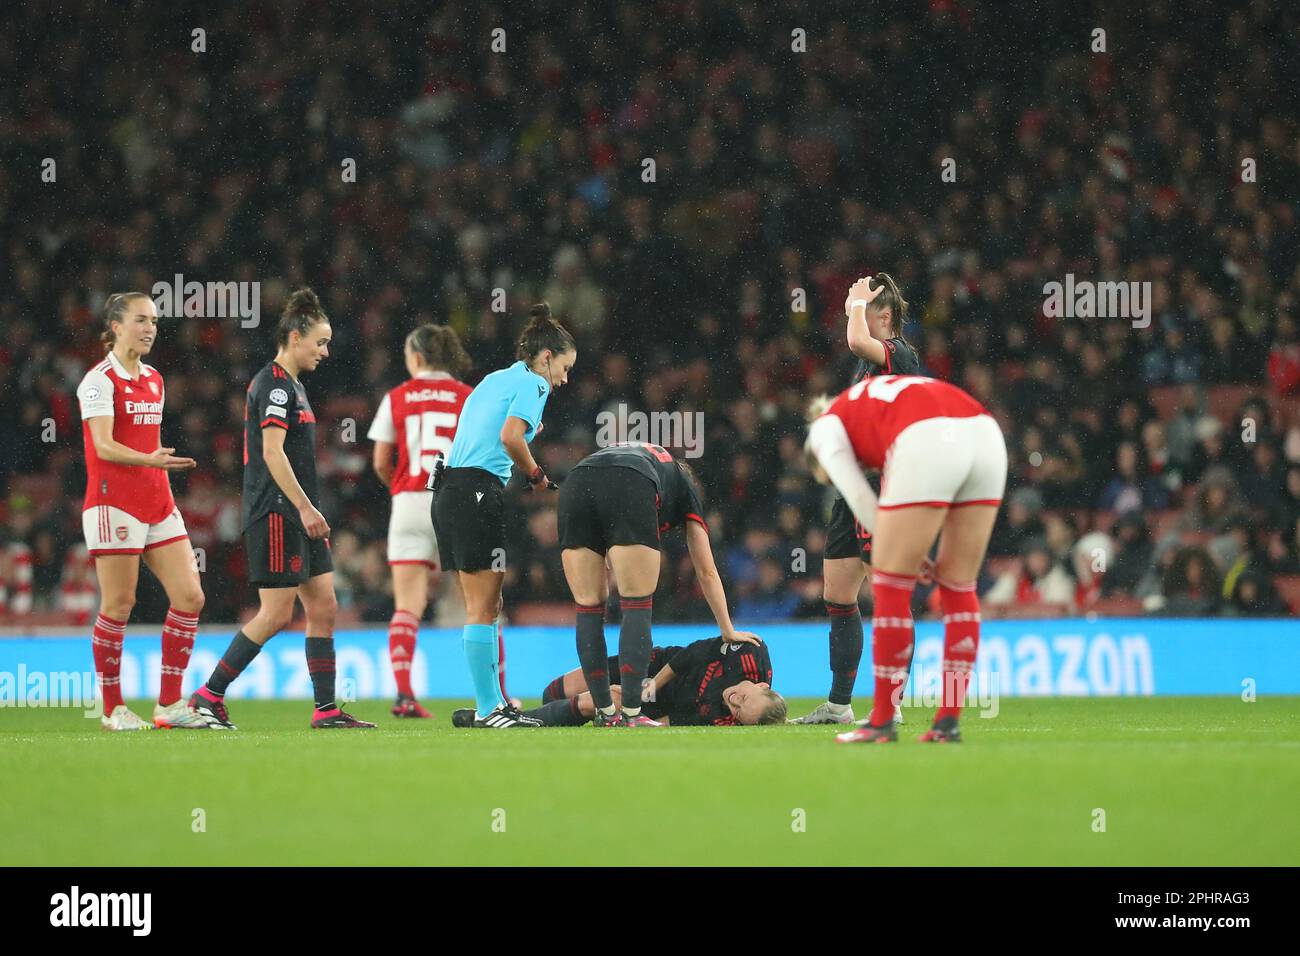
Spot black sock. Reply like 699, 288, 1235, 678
305, 636, 336, 710
206, 631, 262, 697
827, 601, 863, 706
575, 603, 612, 710
618, 594, 653, 711
541, 675, 566, 704
525, 697, 587, 727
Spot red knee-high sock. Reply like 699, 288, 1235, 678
869, 571, 916, 726
937, 578, 980, 720
160, 607, 199, 706
92, 613, 127, 714
388, 610, 419, 698
497, 618, 510, 700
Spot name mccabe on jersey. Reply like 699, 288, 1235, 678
405, 387, 462, 404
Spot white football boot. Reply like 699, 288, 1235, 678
153, 699, 213, 729
101, 705, 151, 731
789, 701, 856, 725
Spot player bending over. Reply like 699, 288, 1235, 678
557, 443, 761, 727
805, 372, 1007, 743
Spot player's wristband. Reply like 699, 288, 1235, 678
526, 466, 558, 491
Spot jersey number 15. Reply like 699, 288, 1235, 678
405, 411, 457, 477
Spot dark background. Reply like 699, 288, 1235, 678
2, 0, 1298, 626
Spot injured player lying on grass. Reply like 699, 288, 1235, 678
453, 635, 787, 727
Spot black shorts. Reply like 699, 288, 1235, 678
558, 467, 660, 554
607, 645, 681, 720
824, 495, 872, 562
244, 511, 333, 588
432, 467, 506, 572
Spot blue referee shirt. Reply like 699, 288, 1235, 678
447, 360, 551, 484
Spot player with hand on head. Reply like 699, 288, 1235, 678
793, 272, 922, 726
369, 324, 475, 719
431, 302, 576, 728
805, 372, 1007, 743
77, 293, 210, 730
190, 288, 375, 730
556, 443, 761, 727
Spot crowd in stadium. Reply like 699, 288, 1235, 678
3, 1, 1299, 626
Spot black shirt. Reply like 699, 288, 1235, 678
572, 443, 708, 535
242, 361, 321, 531
849, 335, 922, 385
656, 636, 774, 726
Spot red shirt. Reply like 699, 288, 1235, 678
824, 375, 989, 470
367, 372, 473, 494
76, 351, 176, 523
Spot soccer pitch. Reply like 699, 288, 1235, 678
4, 697, 1297, 867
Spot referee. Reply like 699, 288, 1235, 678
432, 303, 577, 728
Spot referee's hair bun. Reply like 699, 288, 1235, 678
517, 301, 575, 361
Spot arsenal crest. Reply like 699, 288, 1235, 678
115, 526, 129, 541
289, 555, 303, 573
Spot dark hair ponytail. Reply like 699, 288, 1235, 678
277, 287, 328, 347
407, 323, 471, 379
869, 273, 909, 338
516, 302, 575, 363
101, 292, 151, 351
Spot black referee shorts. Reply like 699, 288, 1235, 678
431, 467, 506, 573
558, 466, 660, 554
244, 511, 333, 588
824, 494, 872, 562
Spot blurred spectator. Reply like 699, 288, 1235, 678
1156, 546, 1222, 617
1226, 572, 1288, 617
1097, 442, 1168, 514
986, 540, 1075, 610
1104, 512, 1155, 598
3, 0, 1298, 624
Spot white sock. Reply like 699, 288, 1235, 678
623, 706, 641, 718
826, 701, 850, 715
599, 704, 617, 717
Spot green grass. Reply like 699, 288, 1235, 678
3, 696, 1298, 866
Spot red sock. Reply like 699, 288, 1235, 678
937, 578, 980, 719
92, 613, 127, 714
497, 619, 510, 700
869, 570, 916, 726
388, 610, 419, 698
160, 607, 199, 706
